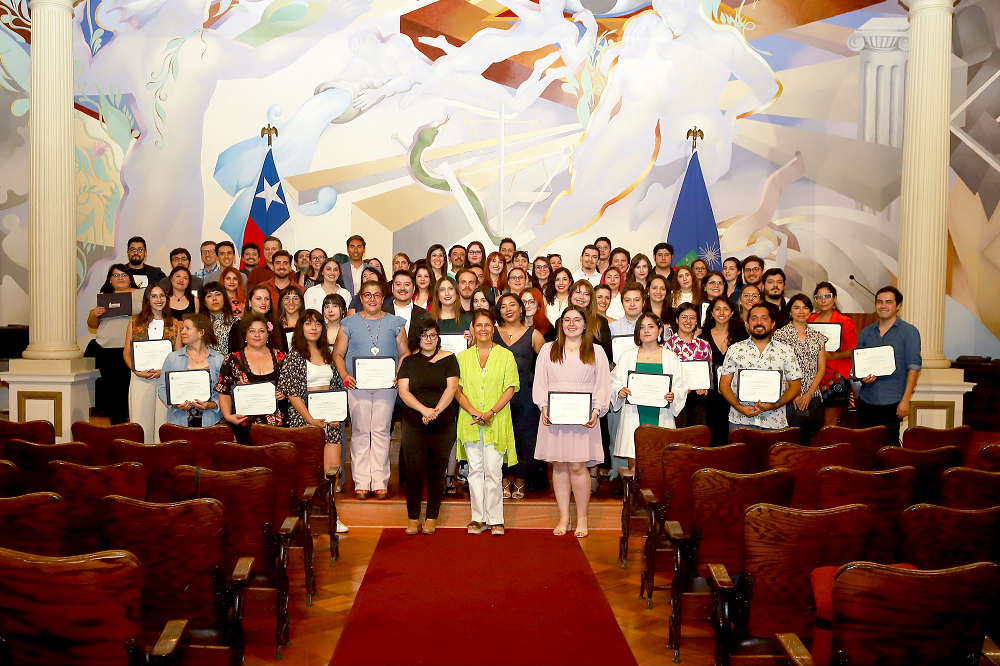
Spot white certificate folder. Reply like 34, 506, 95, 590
852, 345, 897, 378
626, 372, 673, 408
547, 391, 592, 425
307, 390, 348, 422
165, 369, 211, 404
353, 357, 397, 390
736, 369, 782, 403
233, 382, 277, 416
131, 339, 173, 372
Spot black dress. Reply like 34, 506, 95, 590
169, 299, 196, 321
700, 328, 747, 448
493, 327, 541, 483
397, 353, 460, 521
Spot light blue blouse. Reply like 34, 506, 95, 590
340, 312, 406, 376
157, 347, 225, 426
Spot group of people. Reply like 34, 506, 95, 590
87, 232, 922, 537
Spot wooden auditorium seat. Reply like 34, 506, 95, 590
875, 445, 962, 504
71, 421, 145, 462
159, 423, 234, 466
0, 419, 55, 455
811, 425, 888, 470
638, 441, 746, 608
99, 495, 250, 666
902, 424, 974, 460
104, 439, 194, 502
663, 468, 794, 662
939, 467, 1000, 510
815, 465, 917, 563
728, 426, 802, 473
967, 443, 1000, 472
0, 460, 17, 497
768, 443, 855, 509
899, 504, 1000, 570
775, 562, 1000, 666
2, 440, 90, 493
619, 425, 710, 567
171, 465, 297, 658
47, 460, 148, 554
0, 492, 69, 556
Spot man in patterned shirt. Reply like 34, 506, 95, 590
719, 302, 802, 431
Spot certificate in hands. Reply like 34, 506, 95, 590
97, 292, 132, 319
611, 335, 638, 364
626, 371, 673, 408
307, 390, 348, 423
131, 339, 173, 372
353, 357, 397, 390
736, 369, 782, 403
166, 369, 211, 404
548, 391, 592, 425
680, 360, 713, 391
852, 345, 896, 378
233, 382, 277, 416
439, 333, 468, 354
808, 323, 842, 353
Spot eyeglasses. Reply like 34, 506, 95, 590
510, 275, 525, 281
814, 294, 834, 301
362, 293, 383, 300
282, 294, 301, 301
420, 332, 439, 340
111, 273, 128, 279
706, 280, 724, 286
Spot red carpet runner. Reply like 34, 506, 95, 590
330, 528, 637, 665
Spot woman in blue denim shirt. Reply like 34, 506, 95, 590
158, 312, 225, 427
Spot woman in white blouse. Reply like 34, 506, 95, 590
304, 258, 346, 312
610, 312, 689, 465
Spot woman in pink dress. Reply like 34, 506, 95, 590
533, 305, 611, 538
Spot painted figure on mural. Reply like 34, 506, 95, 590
526, 0, 779, 253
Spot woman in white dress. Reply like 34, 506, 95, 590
124, 284, 181, 442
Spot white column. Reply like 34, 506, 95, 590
22, 0, 80, 360
897, 0, 954, 369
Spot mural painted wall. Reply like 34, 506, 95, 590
1, 0, 999, 357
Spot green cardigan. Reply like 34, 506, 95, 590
456, 344, 520, 464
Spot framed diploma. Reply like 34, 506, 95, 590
165, 369, 211, 404
681, 359, 713, 391
353, 357, 397, 390
547, 391, 592, 425
97, 292, 132, 319
611, 335, 638, 364
131, 339, 173, 372
736, 369, 782, 403
233, 382, 277, 416
132, 274, 149, 289
808, 322, 842, 353
285, 331, 294, 349
307, 390, 348, 423
700, 302, 710, 326
852, 346, 896, 378
439, 333, 468, 354
626, 372, 673, 408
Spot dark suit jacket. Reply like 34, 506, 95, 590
382, 300, 430, 333
339, 261, 371, 296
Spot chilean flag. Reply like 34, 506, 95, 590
242, 148, 290, 255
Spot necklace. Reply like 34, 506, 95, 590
363, 313, 383, 355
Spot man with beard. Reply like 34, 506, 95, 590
456, 269, 478, 312
263, 250, 305, 306
248, 236, 283, 286
719, 302, 802, 431
157, 248, 203, 293
382, 270, 429, 336
761, 267, 789, 328
241, 242, 260, 277
124, 236, 166, 288
449, 245, 467, 276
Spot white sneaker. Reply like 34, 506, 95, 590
336, 518, 349, 534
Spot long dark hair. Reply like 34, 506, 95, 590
199, 281, 236, 325
496, 292, 526, 326
319, 257, 345, 287
291, 309, 334, 364
408, 317, 441, 354
700, 296, 748, 343
133, 283, 175, 330
550, 305, 596, 365
426, 243, 447, 281
471, 285, 497, 316
530, 256, 551, 291
545, 266, 574, 305
166, 266, 194, 301
100, 263, 138, 293
627, 253, 652, 288
278, 285, 304, 327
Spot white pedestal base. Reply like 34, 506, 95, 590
1, 358, 99, 442
905, 368, 975, 436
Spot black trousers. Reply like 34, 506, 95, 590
401, 420, 456, 520
858, 399, 902, 447
95, 346, 131, 424
675, 392, 708, 429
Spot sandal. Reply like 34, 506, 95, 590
502, 479, 512, 499
511, 481, 525, 500
491, 524, 505, 536
445, 475, 458, 497
467, 521, 483, 535
355, 491, 368, 501
374, 489, 389, 500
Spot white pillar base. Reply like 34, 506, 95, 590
903, 368, 975, 437
1, 358, 98, 442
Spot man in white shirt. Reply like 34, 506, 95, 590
340, 235, 370, 295
383, 270, 428, 336
574, 244, 602, 287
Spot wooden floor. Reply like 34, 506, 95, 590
243, 528, 717, 666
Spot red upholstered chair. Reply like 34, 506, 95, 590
812, 425, 888, 471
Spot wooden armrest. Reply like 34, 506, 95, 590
639, 488, 659, 506
774, 633, 814, 666
231, 556, 254, 582
151, 619, 189, 658
707, 564, 733, 589
618, 466, 633, 480
983, 636, 1000, 666
301, 485, 317, 502
279, 516, 299, 536
326, 464, 341, 479
665, 521, 686, 540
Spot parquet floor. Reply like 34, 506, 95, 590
243, 529, 717, 666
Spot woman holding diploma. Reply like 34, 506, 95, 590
773, 294, 828, 441
806, 282, 857, 427
276, 309, 349, 534
216, 312, 287, 443
199, 282, 237, 355
611, 313, 688, 464
665, 303, 711, 427
87, 264, 142, 425
159, 313, 224, 428
334, 280, 409, 499
124, 284, 180, 443
397, 319, 460, 535
533, 305, 611, 538
455, 309, 519, 535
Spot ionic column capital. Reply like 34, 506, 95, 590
848, 17, 910, 53
898, 0, 957, 17
27, 0, 75, 13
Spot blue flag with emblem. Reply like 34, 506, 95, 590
666, 151, 721, 269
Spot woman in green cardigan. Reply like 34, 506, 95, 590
455, 308, 520, 535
